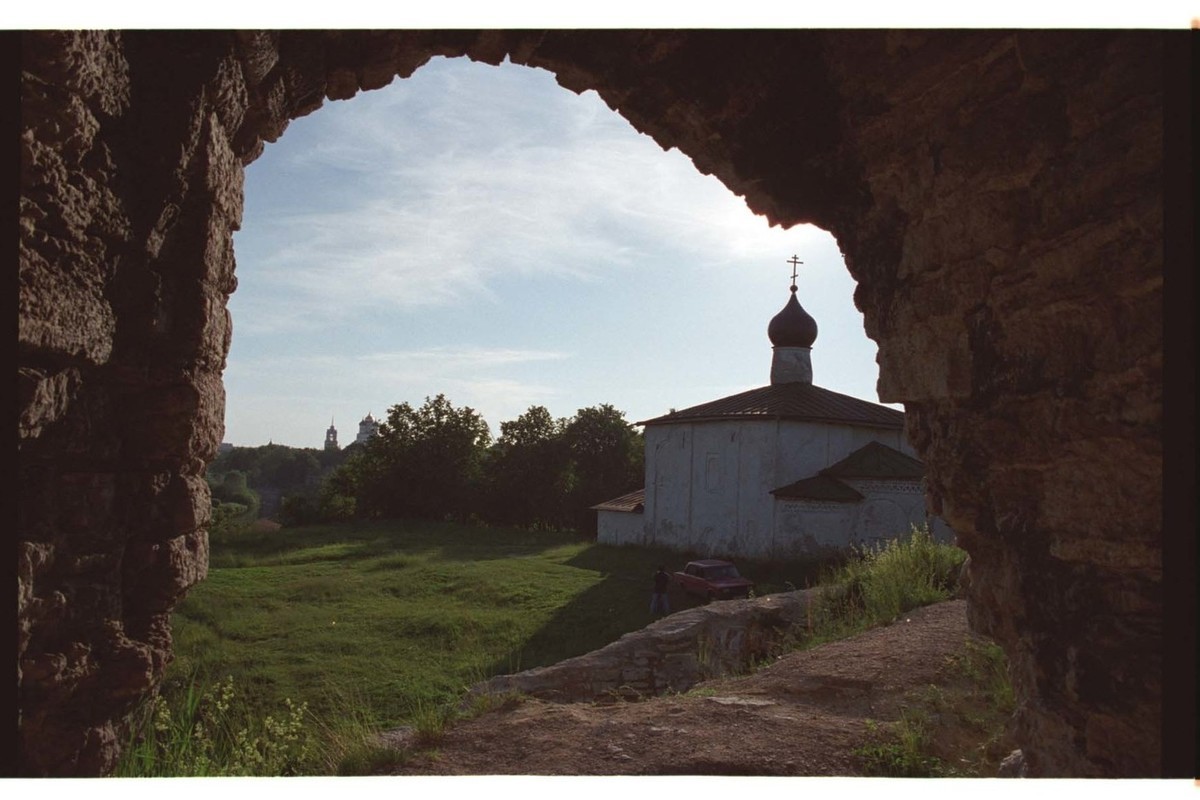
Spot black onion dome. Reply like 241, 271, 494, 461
767, 288, 818, 347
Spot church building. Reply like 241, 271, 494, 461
322, 414, 381, 450
593, 258, 953, 560
355, 413, 381, 445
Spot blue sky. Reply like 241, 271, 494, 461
224, 56, 889, 448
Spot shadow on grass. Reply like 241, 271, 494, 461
480, 542, 839, 679
210, 519, 586, 570
566, 543, 837, 597
201, 519, 846, 713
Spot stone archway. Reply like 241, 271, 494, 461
18, 29, 1180, 777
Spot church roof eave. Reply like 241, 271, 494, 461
771, 443, 926, 502
637, 383, 904, 429
590, 488, 646, 514
771, 474, 864, 502
821, 440, 926, 480
639, 413, 903, 430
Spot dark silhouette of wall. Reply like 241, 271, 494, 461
17, 30, 1187, 776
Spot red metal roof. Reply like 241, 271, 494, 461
638, 382, 904, 429
590, 488, 645, 513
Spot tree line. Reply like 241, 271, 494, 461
205, 440, 349, 531
218, 395, 644, 534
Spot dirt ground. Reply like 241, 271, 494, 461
391, 599, 1014, 777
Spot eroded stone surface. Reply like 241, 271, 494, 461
471, 592, 814, 703
18, 30, 1166, 776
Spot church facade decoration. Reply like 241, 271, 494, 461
593, 256, 954, 560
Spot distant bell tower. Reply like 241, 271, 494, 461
325, 417, 339, 451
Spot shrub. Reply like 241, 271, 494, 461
318, 491, 357, 522
811, 524, 966, 639
278, 489, 357, 527
855, 711, 947, 777
210, 501, 253, 535
278, 494, 319, 527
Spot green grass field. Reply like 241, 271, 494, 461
123, 520, 978, 776
166, 520, 835, 731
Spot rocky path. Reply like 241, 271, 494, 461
393, 599, 991, 776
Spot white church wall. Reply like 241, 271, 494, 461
772, 421, 828, 487
842, 478, 954, 547
638, 417, 943, 562
689, 423, 743, 555
773, 499, 858, 556
644, 421, 782, 559
853, 497, 913, 546
737, 423, 776, 557
643, 424, 693, 551
773, 422, 910, 486
595, 510, 645, 547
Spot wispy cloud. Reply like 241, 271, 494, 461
227, 345, 568, 381
222, 344, 573, 441
233, 57, 822, 334
223, 56, 882, 447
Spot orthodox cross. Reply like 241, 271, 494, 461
787, 255, 803, 289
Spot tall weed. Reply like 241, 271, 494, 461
954, 637, 1015, 714
310, 683, 412, 775
855, 710, 947, 777
115, 674, 318, 777
810, 524, 965, 641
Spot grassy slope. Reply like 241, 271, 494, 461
168, 520, 832, 730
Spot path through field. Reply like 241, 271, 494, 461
391, 599, 1012, 776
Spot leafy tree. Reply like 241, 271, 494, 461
316, 445, 351, 470
209, 445, 324, 493
316, 490, 356, 522
485, 405, 572, 528
254, 445, 321, 492
354, 394, 492, 521
209, 447, 258, 476
277, 476, 358, 527
562, 404, 644, 533
204, 470, 261, 529
209, 470, 257, 507
277, 494, 319, 527
292, 397, 644, 533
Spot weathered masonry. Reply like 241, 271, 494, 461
18, 30, 1191, 777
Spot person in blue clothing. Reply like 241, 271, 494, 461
651, 565, 671, 616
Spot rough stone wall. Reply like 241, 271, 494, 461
18, 30, 1167, 776
472, 592, 814, 704
822, 32, 1165, 777
19, 31, 233, 775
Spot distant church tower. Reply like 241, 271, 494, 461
324, 417, 339, 451
356, 413, 380, 445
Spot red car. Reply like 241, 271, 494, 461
674, 559, 754, 601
